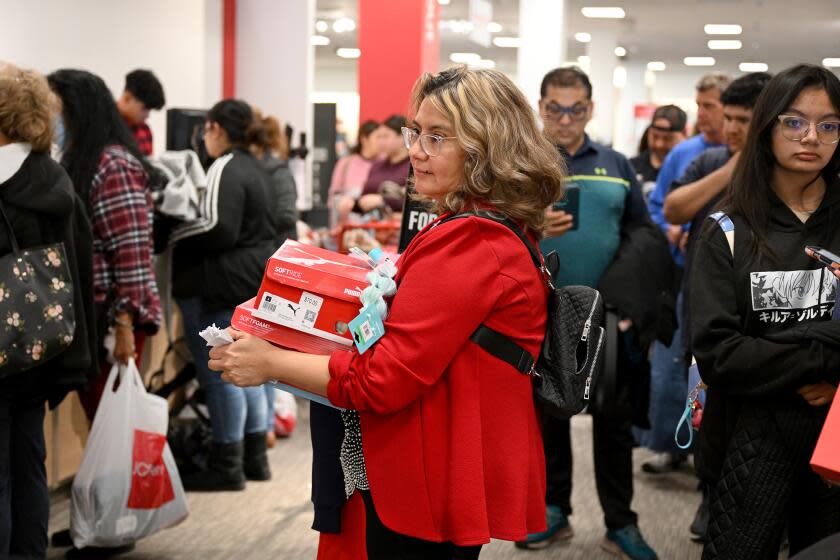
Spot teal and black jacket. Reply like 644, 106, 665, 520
540, 135, 648, 288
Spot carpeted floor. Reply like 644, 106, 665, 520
47, 400, 708, 560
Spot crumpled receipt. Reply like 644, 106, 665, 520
199, 324, 234, 347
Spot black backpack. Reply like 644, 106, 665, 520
436, 210, 605, 419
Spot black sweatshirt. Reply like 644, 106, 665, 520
692, 177, 840, 396
690, 176, 840, 482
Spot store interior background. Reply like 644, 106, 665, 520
5, 0, 840, 207
3, 0, 840, 485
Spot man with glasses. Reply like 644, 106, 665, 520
518, 66, 657, 560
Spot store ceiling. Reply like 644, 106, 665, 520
314, 0, 840, 76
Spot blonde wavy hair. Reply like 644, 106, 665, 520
0, 61, 54, 152
410, 65, 565, 235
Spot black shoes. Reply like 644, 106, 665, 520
180, 435, 273, 491
690, 484, 710, 542
243, 431, 272, 481
182, 440, 246, 492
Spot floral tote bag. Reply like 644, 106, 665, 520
0, 200, 75, 378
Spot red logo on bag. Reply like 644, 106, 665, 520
126, 429, 174, 509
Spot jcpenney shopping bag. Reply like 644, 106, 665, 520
71, 360, 188, 548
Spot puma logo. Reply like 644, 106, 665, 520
287, 304, 300, 316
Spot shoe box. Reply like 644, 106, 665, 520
231, 240, 372, 355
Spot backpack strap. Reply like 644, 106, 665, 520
432, 210, 542, 376
708, 211, 735, 257
470, 324, 536, 375
434, 209, 552, 285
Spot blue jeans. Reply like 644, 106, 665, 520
635, 294, 689, 454
0, 391, 48, 559
264, 384, 275, 433
177, 297, 267, 444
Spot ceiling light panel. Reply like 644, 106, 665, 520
492, 37, 521, 48
336, 48, 360, 59
704, 24, 742, 35
581, 7, 626, 18
450, 52, 482, 63
708, 40, 742, 50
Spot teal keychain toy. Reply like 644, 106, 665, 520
348, 247, 397, 354
348, 306, 386, 354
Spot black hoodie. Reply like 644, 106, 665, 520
692, 177, 840, 396
0, 151, 96, 407
690, 175, 840, 486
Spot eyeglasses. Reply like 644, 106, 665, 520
542, 102, 589, 122
401, 126, 457, 157
777, 115, 840, 145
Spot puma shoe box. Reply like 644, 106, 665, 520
230, 240, 371, 355
812, 394, 840, 486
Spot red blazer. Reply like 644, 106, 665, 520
327, 212, 548, 546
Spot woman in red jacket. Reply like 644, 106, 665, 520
209, 66, 565, 559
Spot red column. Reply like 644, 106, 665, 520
358, 0, 440, 122
223, 0, 237, 98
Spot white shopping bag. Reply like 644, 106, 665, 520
71, 359, 188, 548
274, 389, 298, 437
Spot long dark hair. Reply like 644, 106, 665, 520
47, 69, 150, 203
717, 64, 840, 261
351, 119, 380, 155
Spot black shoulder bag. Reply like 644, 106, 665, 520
437, 210, 605, 419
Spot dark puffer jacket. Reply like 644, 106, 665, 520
257, 152, 298, 246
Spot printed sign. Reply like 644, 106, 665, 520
751, 269, 837, 323
399, 178, 438, 252
126, 429, 174, 509
257, 291, 324, 330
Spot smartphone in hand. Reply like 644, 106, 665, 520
805, 245, 840, 272
552, 184, 580, 231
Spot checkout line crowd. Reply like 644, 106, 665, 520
1, 57, 839, 560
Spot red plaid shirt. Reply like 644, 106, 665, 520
90, 145, 160, 330
131, 122, 154, 156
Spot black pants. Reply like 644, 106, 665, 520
0, 391, 49, 559
361, 491, 482, 560
543, 333, 638, 531
703, 406, 840, 560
